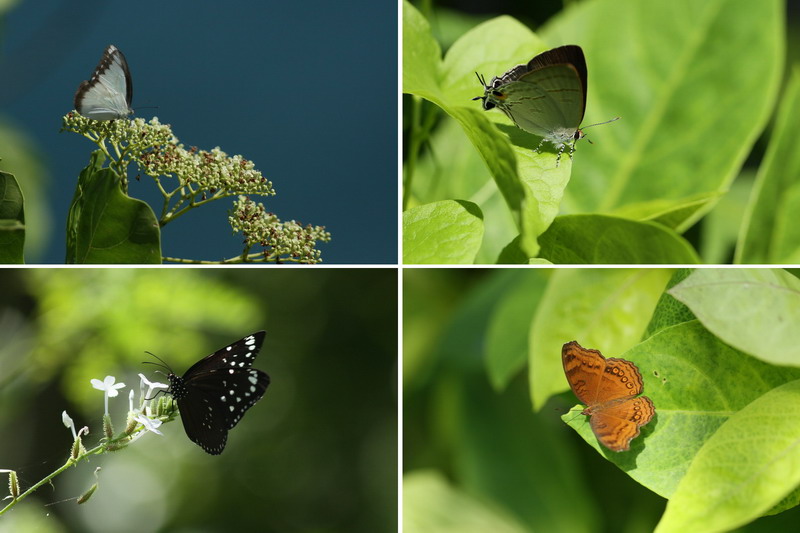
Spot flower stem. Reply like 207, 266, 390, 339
0, 443, 104, 515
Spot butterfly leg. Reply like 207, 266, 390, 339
555, 145, 567, 167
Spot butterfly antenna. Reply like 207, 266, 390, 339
142, 351, 173, 374
563, 407, 585, 424
471, 72, 489, 101
582, 116, 621, 130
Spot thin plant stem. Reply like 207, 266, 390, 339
0, 443, 104, 515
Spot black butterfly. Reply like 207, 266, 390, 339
149, 331, 270, 455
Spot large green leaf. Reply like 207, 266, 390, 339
403, 200, 484, 264
0, 170, 24, 263
642, 268, 697, 339
537, 215, 700, 264
542, 0, 783, 227
404, 3, 569, 257
404, 471, 529, 533
409, 116, 516, 263
655, 379, 800, 533
66, 151, 161, 264
668, 269, 800, 365
484, 270, 549, 391
736, 67, 800, 263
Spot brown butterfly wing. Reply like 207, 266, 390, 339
562, 341, 607, 405
562, 341, 655, 452
562, 342, 646, 405
587, 396, 655, 452
599, 357, 645, 400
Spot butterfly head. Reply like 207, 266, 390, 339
472, 72, 508, 111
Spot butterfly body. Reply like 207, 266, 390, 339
74, 45, 133, 121
562, 341, 655, 452
166, 331, 270, 455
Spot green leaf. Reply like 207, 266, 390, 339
561, 320, 800, 498
537, 214, 700, 264
655, 379, 800, 533
700, 173, 753, 263
66, 151, 161, 264
531, 268, 671, 409
736, 67, 800, 263
403, 200, 484, 264
0, 170, 25, 263
403, 471, 529, 533
668, 269, 800, 365
453, 373, 595, 533
0, 122, 48, 261
404, 3, 570, 258
642, 268, 697, 339
542, 0, 783, 226
485, 270, 549, 391
438, 270, 524, 371
402, 1, 443, 102
409, 115, 516, 263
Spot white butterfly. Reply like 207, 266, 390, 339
74, 45, 133, 121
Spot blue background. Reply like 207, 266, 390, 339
1, 0, 397, 264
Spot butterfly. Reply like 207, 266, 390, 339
74, 44, 133, 121
562, 341, 655, 451
148, 331, 271, 455
473, 45, 618, 165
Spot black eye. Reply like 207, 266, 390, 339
484, 101, 496, 110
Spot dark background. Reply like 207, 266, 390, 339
0, 268, 397, 532
0, 0, 397, 264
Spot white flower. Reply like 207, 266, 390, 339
91, 375, 126, 397
134, 414, 163, 436
138, 373, 168, 401
62, 410, 76, 439
91, 375, 126, 415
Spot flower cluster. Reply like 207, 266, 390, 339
229, 196, 331, 264
139, 144, 274, 198
62, 113, 176, 164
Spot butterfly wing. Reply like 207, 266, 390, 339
74, 45, 133, 121
497, 63, 585, 141
175, 386, 229, 455
182, 331, 266, 375
588, 396, 655, 452
169, 331, 270, 455
562, 341, 607, 406
524, 45, 587, 118
562, 343, 645, 406
601, 357, 645, 398
176, 367, 270, 454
